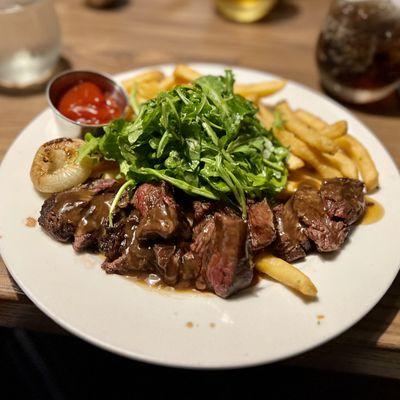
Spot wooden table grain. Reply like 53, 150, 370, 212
1, 0, 399, 377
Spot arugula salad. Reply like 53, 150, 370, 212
79, 70, 288, 217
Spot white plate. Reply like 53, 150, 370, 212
1, 64, 399, 368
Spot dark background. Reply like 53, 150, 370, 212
2, 326, 399, 400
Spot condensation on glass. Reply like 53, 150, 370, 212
0, 0, 60, 89
316, 0, 400, 103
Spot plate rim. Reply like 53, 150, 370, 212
1, 62, 399, 369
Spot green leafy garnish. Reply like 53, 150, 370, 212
79, 70, 288, 217
273, 110, 286, 131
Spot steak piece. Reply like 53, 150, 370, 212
192, 200, 216, 222
247, 199, 276, 252
101, 212, 155, 275
132, 182, 166, 217
200, 212, 253, 298
273, 200, 311, 262
153, 244, 182, 286
133, 182, 190, 241
189, 216, 217, 290
320, 178, 366, 225
72, 191, 116, 252
38, 179, 117, 243
292, 184, 348, 252
183, 211, 253, 297
180, 251, 202, 282
98, 219, 127, 261
191, 217, 216, 258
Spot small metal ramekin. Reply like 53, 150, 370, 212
46, 70, 129, 138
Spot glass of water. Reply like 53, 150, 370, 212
0, 0, 60, 90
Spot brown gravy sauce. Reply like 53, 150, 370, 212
123, 268, 260, 295
124, 273, 206, 295
53, 189, 94, 225
76, 192, 113, 235
53, 188, 113, 236
360, 197, 385, 225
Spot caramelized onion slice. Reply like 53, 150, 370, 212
30, 138, 93, 193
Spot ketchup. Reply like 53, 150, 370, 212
58, 81, 122, 125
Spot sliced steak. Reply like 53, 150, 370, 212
190, 216, 217, 290
292, 184, 348, 252
101, 241, 155, 275
180, 251, 202, 282
320, 178, 366, 225
203, 212, 253, 298
101, 212, 155, 275
98, 208, 141, 262
183, 211, 254, 297
192, 200, 216, 222
132, 182, 166, 216
153, 244, 182, 286
133, 182, 190, 241
73, 191, 116, 252
207, 213, 253, 298
38, 179, 117, 243
191, 217, 216, 257
98, 219, 127, 261
247, 199, 276, 252
273, 200, 311, 262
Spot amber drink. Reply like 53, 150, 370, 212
316, 0, 400, 103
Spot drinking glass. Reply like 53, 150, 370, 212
0, 0, 60, 89
316, 0, 400, 104
215, 0, 277, 23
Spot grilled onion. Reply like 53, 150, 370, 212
30, 138, 93, 193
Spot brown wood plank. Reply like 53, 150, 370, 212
0, 299, 64, 334
0, 257, 24, 301
0, 0, 399, 377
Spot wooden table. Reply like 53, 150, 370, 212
1, 0, 399, 378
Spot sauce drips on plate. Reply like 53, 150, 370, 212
58, 81, 122, 125
360, 197, 385, 225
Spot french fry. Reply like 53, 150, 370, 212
122, 70, 165, 92
137, 81, 162, 100
323, 149, 358, 179
292, 111, 353, 176
283, 180, 299, 196
321, 120, 347, 139
336, 135, 379, 191
136, 95, 147, 104
173, 64, 201, 83
276, 102, 338, 154
257, 103, 275, 129
295, 109, 347, 139
281, 172, 321, 197
289, 168, 322, 185
255, 253, 318, 297
244, 94, 258, 102
158, 76, 176, 92
234, 80, 286, 98
274, 128, 342, 179
258, 105, 305, 171
287, 154, 305, 170
280, 173, 321, 198
295, 109, 327, 131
